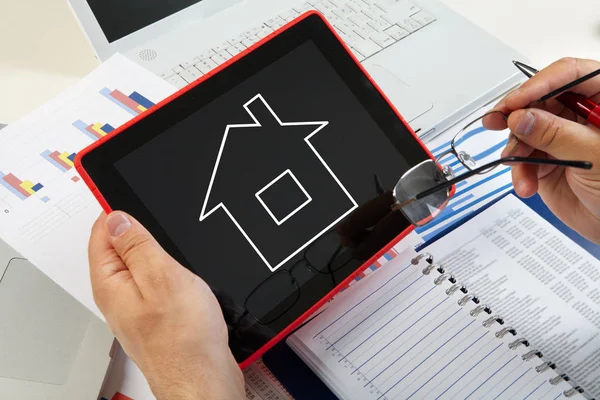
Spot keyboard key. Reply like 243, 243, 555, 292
332, 5, 354, 19
242, 37, 258, 47
349, 12, 372, 27
228, 34, 247, 45
265, 17, 286, 29
368, 17, 391, 31
227, 43, 246, 57
256, 29, 272, 39
212, 42, 230, 53
279, 9, 299, 21
160, 70, 175, 79
172, 65, 184, 74
381, 1, 420, 23
293, 2, 314, 13
185, 66, 204, 79
398, 17, 421, 32
369, 31, 395, 48
180, 58, 198, 69
178, 69, 197, 83
346, 0, 366, 12
167, 74, 188, 88
362, 5, 383, 19
197, 49, 216, 61
334, 20, 358, 35
346, 35, 382, 57
355, 24, 376, 39
313, 0, 336, 12
195, 58, 218, 74
384, 24, 410, 40
211, 51, 230, 66
411, 10, 436, 25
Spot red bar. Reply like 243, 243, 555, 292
3, 173, 31, 197
86, 125, 103, 139
49, 151, 72, 170
111, 90, 143, 114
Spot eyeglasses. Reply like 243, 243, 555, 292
244, 229, 354, 324
391, 110, 592, 226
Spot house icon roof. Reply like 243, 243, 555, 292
199, 94, 358, 271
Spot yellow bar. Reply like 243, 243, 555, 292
59, 152, 75, 167
19, 180, 35, 194
137, 105, 147, 112
92, 123, 106, 137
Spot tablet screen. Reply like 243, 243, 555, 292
100, 29, 427, 361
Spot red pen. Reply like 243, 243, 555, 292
513, 60, 600, 128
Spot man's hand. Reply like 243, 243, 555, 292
89, 211, 245, 400
484, 57, 600, 243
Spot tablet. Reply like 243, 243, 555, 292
76, 11, 435, 368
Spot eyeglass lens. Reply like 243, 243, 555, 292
393, 160, 451, 226
451, 111, 514, 173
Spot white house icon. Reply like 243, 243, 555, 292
199, 94, 358, 272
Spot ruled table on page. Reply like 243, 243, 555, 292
289, 256, 578, 400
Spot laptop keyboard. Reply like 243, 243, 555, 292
162, 0, 436, 88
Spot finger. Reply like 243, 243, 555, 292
502, 58, 600, 112
511, 163, 538, 198
105, 211, 178, 292
507, 108, 600, 162
89, 213, 142, 307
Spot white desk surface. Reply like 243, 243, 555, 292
0, 0, 599, 124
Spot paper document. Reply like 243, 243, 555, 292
417, 102, 513, 245
424, 194, 600, 397
0, 54, 176, 315
288, 247, 574, 399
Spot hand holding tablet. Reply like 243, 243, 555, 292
76, 12, 436, 367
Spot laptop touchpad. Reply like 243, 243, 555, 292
0, 258, 90, 384
364, 64, 433, 124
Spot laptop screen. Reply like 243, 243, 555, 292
86, 0, 204, 43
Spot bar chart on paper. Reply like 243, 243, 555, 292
0, 55, 176, 316
415, 105, 513, 245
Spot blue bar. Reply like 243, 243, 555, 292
31, 183, 44, 192
369, 265, 377, 271
383, 253, 392, 261
100, 88, 138, 116
418, 211, 475, 242
101, 123, 115, 133
448, 139, 508, 168
68, 153, 77, 162
419, 182, 514, 233
41, 196, 50, 203
72, 120, 98, 141
455, 181, 468, 189
431, 139, 453, 156
453, 167, 511, 200
41, 150, 68, 172
129, 91, 155, 109
0, 173, 26, 200
448, 193, 475, 208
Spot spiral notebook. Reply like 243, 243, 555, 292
287, 195, 596, 399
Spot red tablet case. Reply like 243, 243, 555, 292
75, 10, 450, 369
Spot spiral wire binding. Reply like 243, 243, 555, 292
410, 253, 589, 399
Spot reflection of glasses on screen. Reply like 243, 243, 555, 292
245, 229, 353, 324
391, 110, 593, 226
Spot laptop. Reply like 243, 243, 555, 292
0, 237, 115, 399
67, 0, 525, 141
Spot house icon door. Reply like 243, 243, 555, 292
200, 94, 358, 272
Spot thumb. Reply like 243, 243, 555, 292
105, 211, 177, 292
507, 108, 600, 163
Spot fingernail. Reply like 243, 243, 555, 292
107, 212, 131, 238
515, 112, 535, 136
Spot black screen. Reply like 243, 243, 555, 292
86, 0, 203, 43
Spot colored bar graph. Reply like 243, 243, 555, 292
73, 120, 113, 140
40, 150, 71, 172
100, 88, 154, 116
59, 152, 75, 168
0, 172, 43, 200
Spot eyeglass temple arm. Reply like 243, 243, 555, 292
413, 157, 592, 201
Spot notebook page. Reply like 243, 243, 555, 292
424, 194, 600, 397
289, 255, 577, 399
